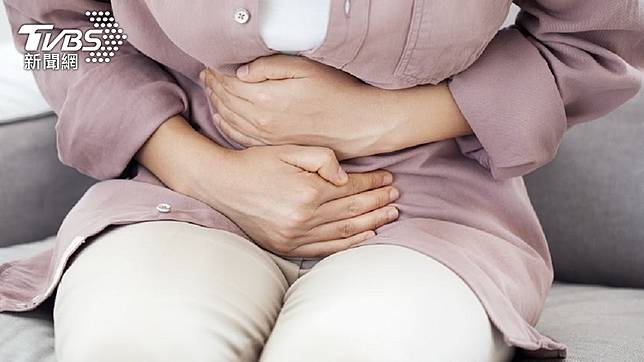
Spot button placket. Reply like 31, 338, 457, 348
302, 0, 370, 69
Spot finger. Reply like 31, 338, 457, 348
209, 85, 259, 138
199, 68, 208, 85
279, 147, 349, 186
209, 79, 264, 135
285, 230, 375, 258
213, 114, 266, 147
313, 186, 400, 225
209, 69, 262, 104
321, 170, 394, 202
299, 206, 398, 245
212, 90, 266, 146
237, 55, 311, 82
202, 68, 219, 94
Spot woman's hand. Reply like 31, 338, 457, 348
196, 144, 400, 258
202, 55, 472, 159
201, 55, 394, 160
137, 116, 400, 258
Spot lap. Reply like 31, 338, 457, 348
54, 220, 292, 362
54, 221, 514, 362
261, 244, 515, 362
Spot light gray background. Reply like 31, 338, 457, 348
0, 3, 10, 44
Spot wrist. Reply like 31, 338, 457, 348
356, 82, 472, 157
137, 115, 235, 208
329, 85, 396, 160
178, 141, 237, 208
349, 86, 411, 157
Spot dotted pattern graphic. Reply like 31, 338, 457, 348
84, 10, 127, 63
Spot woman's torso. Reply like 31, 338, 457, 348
116, 0, 512, 90
112, 0, 512, 153
105, 0, 542, 257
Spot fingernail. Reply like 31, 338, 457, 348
337, 167, 348, 183
383, 172, 393, 184
388, 207, 399, 219
389, 188, 399, 200
207, 87, 213, 97
199, 69, 206, 84
237, 64, 249, 77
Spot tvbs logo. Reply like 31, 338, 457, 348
18, 10, 127, 68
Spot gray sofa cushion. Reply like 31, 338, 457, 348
525, 91, 644, 288
514, 283, 644, 362
0, 115, 95, 248
0, 238, 56, 362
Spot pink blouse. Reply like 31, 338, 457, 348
2, 0, 642, 358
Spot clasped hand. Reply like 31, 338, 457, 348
196, 56, 400, 258
201, 54, 392, 160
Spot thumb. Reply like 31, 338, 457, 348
280, 146, 349, 186
237, 55, 309, 83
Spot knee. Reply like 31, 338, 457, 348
57, 325, 170, 362
264, 293, 509, 362
55, 307, 228, 362
58, 328, 160, 362
264, 297, 417, 361
262, 245, 513, 362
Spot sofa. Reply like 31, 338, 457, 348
1, 5, 643, 362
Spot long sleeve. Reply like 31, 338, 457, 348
448, 0, 644, 180
3, 0, 189, 180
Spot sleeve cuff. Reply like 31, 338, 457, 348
447, 28, 567, 180
53, 54, 188, 180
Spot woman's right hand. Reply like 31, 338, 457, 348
137, 116, 399, 258
192, 144, 400, 258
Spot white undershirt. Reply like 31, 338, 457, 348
258, 0, 331, 53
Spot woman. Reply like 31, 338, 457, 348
2, 0, 642, 361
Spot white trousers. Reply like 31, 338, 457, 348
54, 221, 515, 362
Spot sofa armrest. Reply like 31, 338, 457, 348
525, 90, 644, 288
0, 114, 95, 247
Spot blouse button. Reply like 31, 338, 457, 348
234, 8, 250, 24
156, 203, 172, 213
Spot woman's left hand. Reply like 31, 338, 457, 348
201, 55, 397, 160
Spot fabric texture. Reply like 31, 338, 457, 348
525, 91, 644, 288
3, 1, 189, 180
516, 284, 644, 362
448, 0, 643, 179
54, 221, 513, 362
1, 0, 642, 358
0, 114, 94, 248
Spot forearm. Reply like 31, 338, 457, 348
356, 82, 472, 158
135, 115, 232, 204
203, 60, 472, 160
